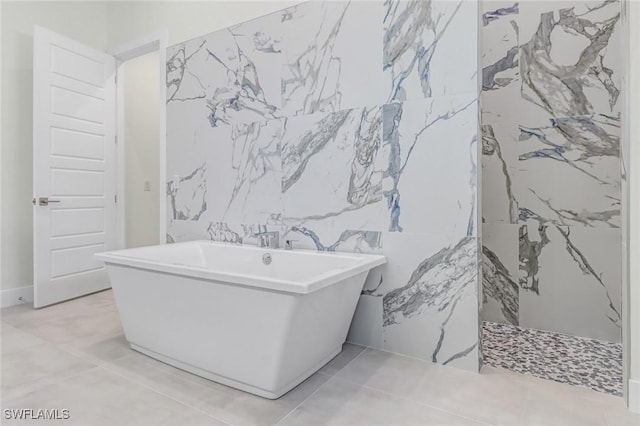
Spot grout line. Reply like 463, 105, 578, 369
353, 342, 481, 377
53, 331, 129, 366
274, 375, 335, 426
95, 363, 233, 426
329, 374, 494, 426
1, 305, 118, 333
1, 291, 232, 425
328, 348, 494, 425
4, 293, 631, 426
2, 364, 101, 404
274, 346, 370, 426
97, 352, 215, 392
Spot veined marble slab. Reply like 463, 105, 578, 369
383, 0, 477, 102
166, 219, 209, 243
167, 219, 285, 247
281, 106, 385, 234
281, 1, 384, 116
382, 93, 478, 241
282, 224, 382, 255
482, 223, 519, 325
518, 113, 621, 228
166, 101, 213, 222
482, 120, 519, 224
482, 2, 519, 91
166, 164, 207, 222
518, 220, 622, 342
480, 0, 623, 346
207, 119, 283, 224
380, 232, 480, 371
167, 13, 281, 127
520, 0, 621, 119
480, 2, 519, 225
164, 0, 482, 371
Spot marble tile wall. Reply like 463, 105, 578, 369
480, 0, 623, 343
166, 1, 481, 371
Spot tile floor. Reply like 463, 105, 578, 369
1, 290, 638, 426
482, 321, 624, 396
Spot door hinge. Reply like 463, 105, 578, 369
115, 195, 118, 203
115, 135, 118, 144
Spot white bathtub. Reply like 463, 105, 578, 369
95, 241, 385, 399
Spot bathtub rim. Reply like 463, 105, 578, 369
95, 240, 386, 295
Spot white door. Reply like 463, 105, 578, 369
33, 26, 117, 308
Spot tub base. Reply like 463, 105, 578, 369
130, 343, 342, 399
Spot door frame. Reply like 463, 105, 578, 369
624, 0, 640, 413
113, 31, 168, 248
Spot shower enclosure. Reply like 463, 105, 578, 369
479, 0, 626, 396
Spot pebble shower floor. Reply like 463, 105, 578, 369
482, 322, 623, 396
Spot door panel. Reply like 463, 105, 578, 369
50, 114, 104, 135
50, 243, 105, 278
50, 128, 105, 160
50, 209, 105, 237
51, 45, 105, 87
50, 87, 105, 123
33, 26, 117, 307
50, 169, 105, 196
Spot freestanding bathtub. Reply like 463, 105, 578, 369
95, 241, 385, 399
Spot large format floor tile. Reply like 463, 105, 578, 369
194, 373, 329, 426
1, 291, 116, 328
1, 342, 96, 401
278, 376, 486, 426
1, 322, 48, 355
1, 289, 637, 426
334, 349, 528, 426
3, 367, 226, 426
14, 307, 122, 345
58, 333, 133, 366
101, 348, 331, 426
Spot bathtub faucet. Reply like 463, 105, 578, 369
255, 231, 280, 249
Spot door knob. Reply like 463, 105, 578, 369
38, 197, 60, 206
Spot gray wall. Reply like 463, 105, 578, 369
481, 0, 623, 343
165, 1, 482, 370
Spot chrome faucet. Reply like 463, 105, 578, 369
255, 231, 280, 249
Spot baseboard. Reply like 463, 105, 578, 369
1, 285, 33, 308
630, 379, 640, 414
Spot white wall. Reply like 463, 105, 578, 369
0, 1, 109, 296
124, 51, 160, 248
106, 1, 301, 51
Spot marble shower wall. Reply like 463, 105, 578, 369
166, 1, 481, 371
480, 0, 623, 343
